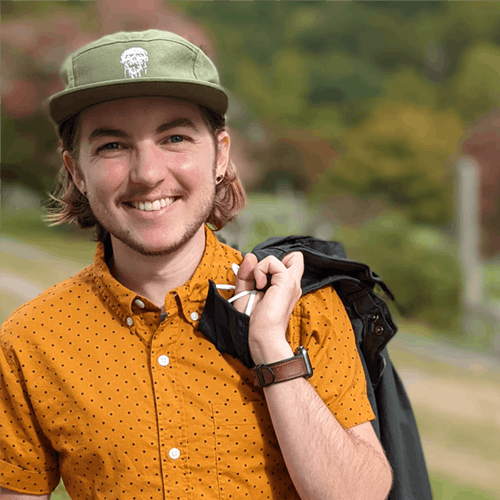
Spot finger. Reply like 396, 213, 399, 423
253, 255, 286, 290
232, 253, 260, 315
234, 253, 258, 295
281, 251, 305, 283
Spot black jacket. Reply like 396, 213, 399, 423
199, 235, 433, 500
252, 235, 433, 500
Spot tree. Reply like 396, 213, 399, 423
313, 102, 464, 226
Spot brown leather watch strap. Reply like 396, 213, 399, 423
252, 346, 313, 388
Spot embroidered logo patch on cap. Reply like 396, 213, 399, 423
120, 47, 149, 79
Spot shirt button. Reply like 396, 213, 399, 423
126, 317, 133, 326
135, 299, 145, 309
190, 312, 199, 321
169, 448, 180, 460
158, 355, 170, 367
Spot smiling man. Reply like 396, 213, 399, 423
0, 30, 392, 499
62, 97, 231, 310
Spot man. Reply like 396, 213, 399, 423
0, 30, 392, 499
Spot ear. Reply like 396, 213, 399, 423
215, 131, 230, 179
63, 151, 86, 195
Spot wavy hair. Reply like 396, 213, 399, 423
45, 105, 246, 242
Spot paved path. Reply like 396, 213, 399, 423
1, 235, 69, 263
1, 271, 45, 302
1, 235, 87, 320
390, 329, 500, 371
388, 331, 500, 498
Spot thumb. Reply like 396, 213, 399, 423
281, 251, 305, 284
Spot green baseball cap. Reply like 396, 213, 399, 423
49, 29, 228, 125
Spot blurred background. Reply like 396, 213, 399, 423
1, 1, 500, 499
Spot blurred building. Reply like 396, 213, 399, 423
461, 111, 500, 258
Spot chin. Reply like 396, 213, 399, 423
110, 225, 204, 257
98, 204, 211, 258
124, 238, 184, 257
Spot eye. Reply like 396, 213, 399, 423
97, 142, 122, 152
169, 135, 184, 144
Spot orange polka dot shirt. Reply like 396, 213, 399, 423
1, 228, 374, 499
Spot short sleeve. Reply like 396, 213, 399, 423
0, 337, 60, 494
289, 285, 375, 429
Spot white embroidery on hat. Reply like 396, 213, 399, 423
120, 47, 149, 79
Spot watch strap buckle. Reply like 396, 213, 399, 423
254, 364, 275, 387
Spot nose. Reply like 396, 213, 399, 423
129, 141, 167, 187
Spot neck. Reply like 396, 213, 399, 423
108, 226, 207, 312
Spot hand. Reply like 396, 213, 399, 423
233, 252, 304, 365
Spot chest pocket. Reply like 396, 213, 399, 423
211, 400, 298, 500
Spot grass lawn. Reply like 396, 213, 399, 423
430, 473, 498, 500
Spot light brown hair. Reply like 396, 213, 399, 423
45, 104, 246, 242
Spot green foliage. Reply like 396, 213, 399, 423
341, 212, 462, 330
447, 41, 500, 123
2, 112, 60, 195
314, 102, 463, 225
378, 67, 439, 107
484, 264, 500, 300
232, 47, 311, 125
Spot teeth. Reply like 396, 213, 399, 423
131, 197, 176, 212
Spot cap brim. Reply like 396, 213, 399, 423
49, 79, 228, 125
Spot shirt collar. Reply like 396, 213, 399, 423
91, 226, 241, 320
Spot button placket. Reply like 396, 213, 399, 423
149, 312, 187, 494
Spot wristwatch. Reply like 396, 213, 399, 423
252, 346, 313, 388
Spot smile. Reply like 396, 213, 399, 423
130, 197, 178, 212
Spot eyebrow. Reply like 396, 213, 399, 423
87, 118, 199, 143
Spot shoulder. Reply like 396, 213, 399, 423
288, 284, 354, 348
298, 284, 347, 325
213, 236, 245, 268
1, 265, 94, 353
